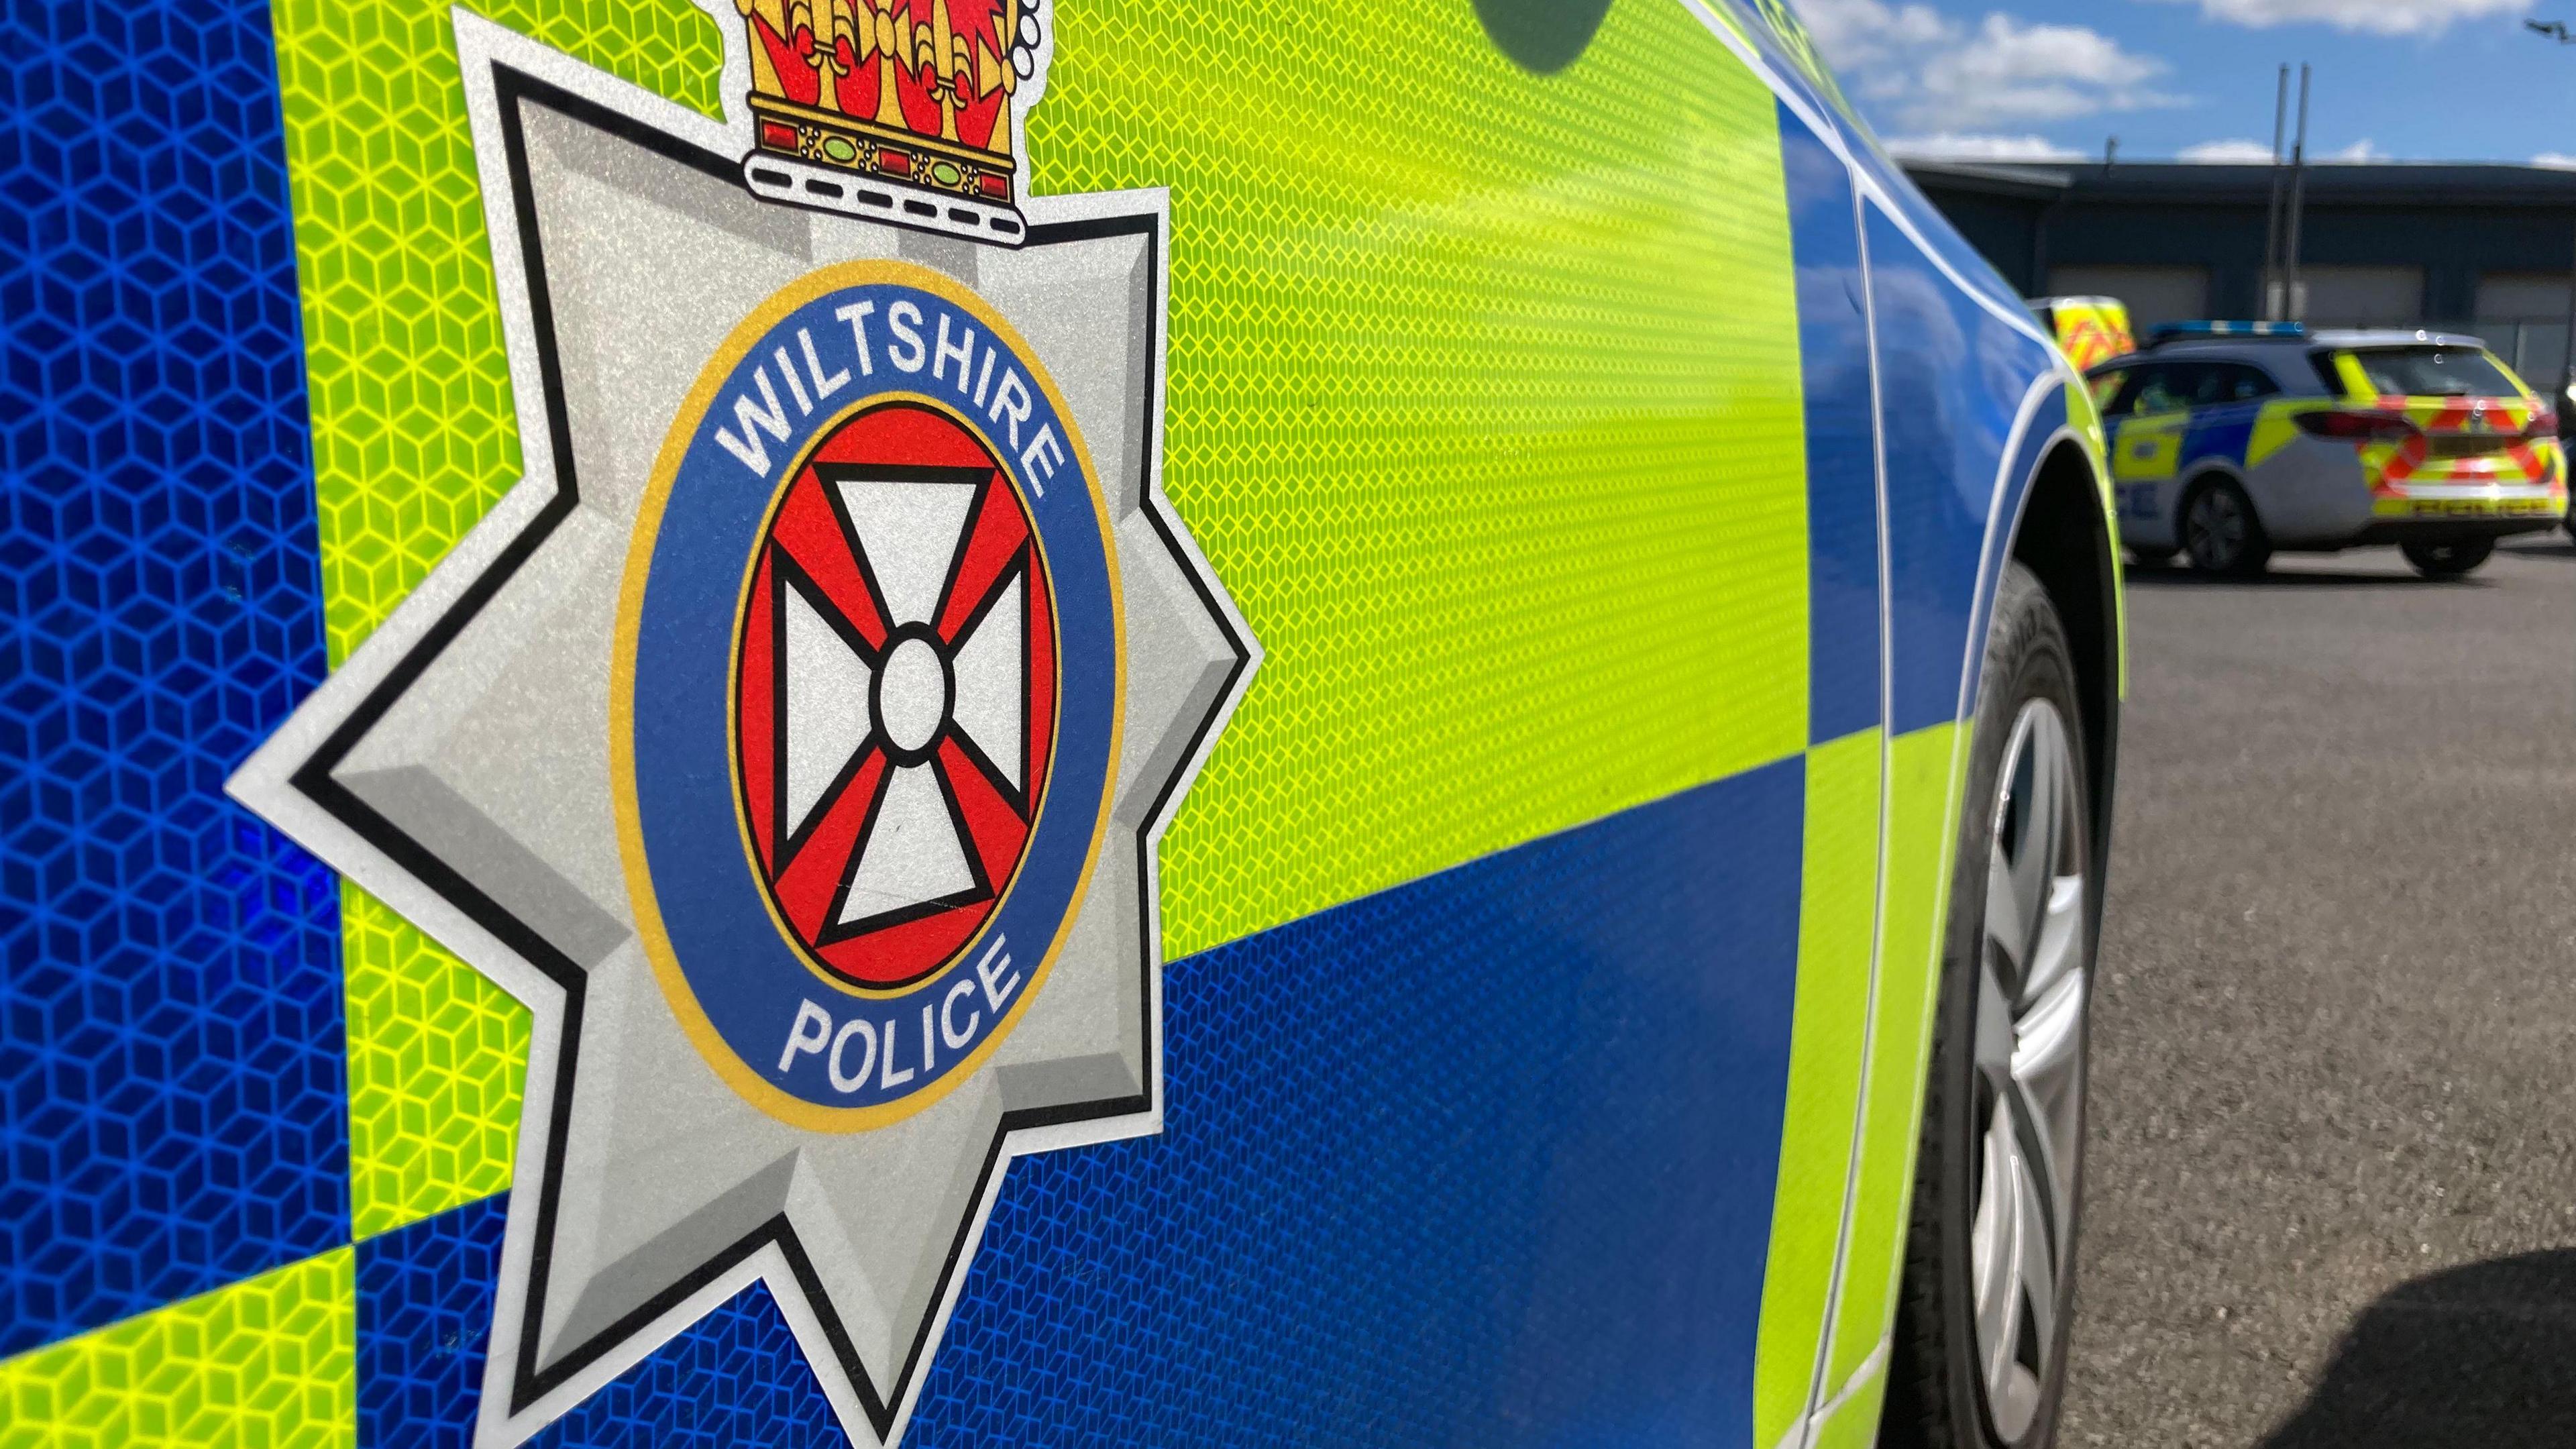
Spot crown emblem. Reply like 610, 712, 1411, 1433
736, 0, 1044, 244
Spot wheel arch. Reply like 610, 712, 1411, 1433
2002, 433, 2122, 935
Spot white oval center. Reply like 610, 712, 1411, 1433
875, 636, 949, 755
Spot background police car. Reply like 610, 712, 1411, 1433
2094, 326, 2567, 580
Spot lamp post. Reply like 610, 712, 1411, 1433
2528, 21, 2576, 407
2282, 64, 2311, 323
2261, 65, 2288, 319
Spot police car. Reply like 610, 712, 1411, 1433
2096, 323, 2568, 578
5, 4, 2123, 1449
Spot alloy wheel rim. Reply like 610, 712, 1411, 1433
2188, 492, 2242, 566
1968, 698, 2089, 1444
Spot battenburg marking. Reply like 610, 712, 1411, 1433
225, 3, 1254, 1446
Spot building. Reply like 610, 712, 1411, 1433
1904, 159, 2576, 391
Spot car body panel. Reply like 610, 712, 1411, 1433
0, 3, 2118, 1448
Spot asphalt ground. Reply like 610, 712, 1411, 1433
2057, 535, 2576, 1448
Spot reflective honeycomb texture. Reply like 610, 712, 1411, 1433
268, 0, 726, 1240
356, 1195, 855, 1449
9, 0, 1847, 1437
0, 0, 346, 1359
342, 763, 1804, 1446
265, 0, 1812, 1259
0, 1250, 355, 1449
1030, 0, 1809, 957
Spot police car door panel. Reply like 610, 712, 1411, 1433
1829, 197, 2056, 1402
1756, 101, 1888, 1449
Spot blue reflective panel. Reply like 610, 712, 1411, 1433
1866, 207, 2055, 732
1780, 103, 1882, 745
2183, 409, 2258, 471
1847, 145, 2035, 325
356, 763, 1807, 1444
1, 0, 345, 1354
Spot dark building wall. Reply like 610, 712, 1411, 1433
1928, 191, 2046, 289
1907, 164, 2576, 327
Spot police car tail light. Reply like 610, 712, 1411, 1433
2524, 409, 2559, 440
2294, 409, 2420, 441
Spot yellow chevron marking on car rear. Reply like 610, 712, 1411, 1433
2247, 399, 2319, 469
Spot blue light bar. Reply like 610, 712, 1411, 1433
2149, 320, 2309, 344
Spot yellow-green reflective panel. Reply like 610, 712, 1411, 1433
341, 883, 531, 1239
1753, 727, 1882, 1449
1034, 1, 1809, 954
273, 0, 725, 1231
1828, 721, 1969, 1387
1811, 1360, 1891, 1449
0, 1250, 356, 1449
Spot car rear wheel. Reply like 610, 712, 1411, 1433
2181, 480, 2267, 576
1882, 563, 2095, 1449
2399, 537, 2494, 578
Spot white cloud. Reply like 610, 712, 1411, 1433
2178, 138, 2278, 162
2173, 137, 2390, 162
1796, 0, 2182, 130
2148, 0, 2528, 38
2535, 152, 2576, 170
1886, 133, 2087, 161
1799, 0, 1951, 64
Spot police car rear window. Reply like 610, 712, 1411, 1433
2341, 346, 2517, 398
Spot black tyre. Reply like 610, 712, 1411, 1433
2399, 537, 2494, 578
1882, 563, 2097, 1449
2180, 479, 2267, 576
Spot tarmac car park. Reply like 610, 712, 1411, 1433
2092, 325, 2569, 578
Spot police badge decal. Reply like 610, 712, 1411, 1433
227, 5, 1254, 1444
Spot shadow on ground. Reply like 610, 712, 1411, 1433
2121, 564, 2457, 590
2257, 1250, 2576, 1448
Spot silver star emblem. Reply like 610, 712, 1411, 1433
227, 13, 1252, 1446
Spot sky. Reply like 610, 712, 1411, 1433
1792, 0, 2576, 164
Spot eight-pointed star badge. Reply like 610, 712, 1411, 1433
227, 7, 1254, 1446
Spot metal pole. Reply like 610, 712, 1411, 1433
2261, 64, 2289, 319
2283, 64, 2312, 323
2559, 209, 2576, 412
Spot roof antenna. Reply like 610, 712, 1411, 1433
2102, 136, 2118, 174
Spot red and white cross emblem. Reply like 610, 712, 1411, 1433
734, 402, 1057, 987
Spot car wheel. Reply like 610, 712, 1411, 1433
2399, 537, 2494, 578
1882, 563, 2095, 1449
2180, 480, 2268, 576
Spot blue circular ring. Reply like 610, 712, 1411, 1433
628, 277, 1117, 1114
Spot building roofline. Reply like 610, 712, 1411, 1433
1902, 160, 2576, 209
1893, 158, 2073, 199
